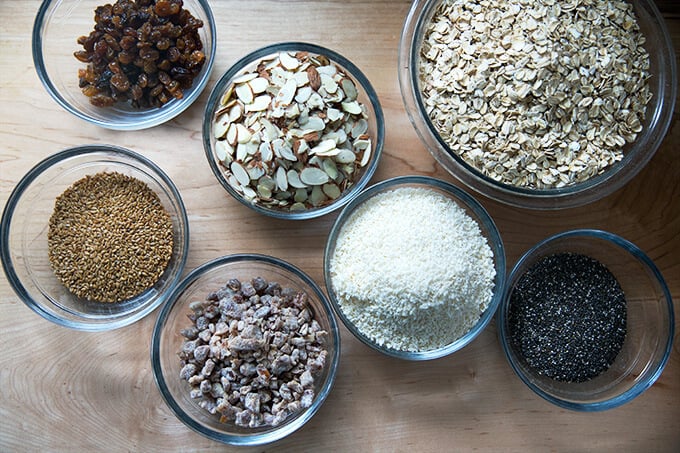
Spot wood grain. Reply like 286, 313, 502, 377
1, 1, 679, 451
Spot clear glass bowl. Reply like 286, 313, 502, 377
151, 254, 341, 446
203, 42, 385, 220
0, 144, 189, 331
324, 175, 506, 360
399, 0, 677, 209
32, 0, 216, 130
497, 229, 674, 411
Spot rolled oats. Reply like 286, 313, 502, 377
419, 0, 652, 189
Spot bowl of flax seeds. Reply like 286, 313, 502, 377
0, 144, 189, 331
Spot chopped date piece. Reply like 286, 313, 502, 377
74, 0, 206, 109
178, 277, 329, 428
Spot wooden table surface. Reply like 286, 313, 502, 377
1, 1, 678, 451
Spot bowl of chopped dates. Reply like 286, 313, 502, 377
399, 0, 676, 209
151, 254, 341, 445
497, 229, 674, 410
203, 42, 384, 219
0, 144, 189, 331
33, 0, 216, 130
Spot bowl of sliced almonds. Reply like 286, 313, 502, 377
203, 42, 384, 219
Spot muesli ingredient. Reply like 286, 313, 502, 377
419, 0, 652, 188
75, 0, 206, 108
48, 172, 173, 303
329, 186, 496, 352
508, 253, 627, 382
178, 277, 329, 428
212, 51, 373, 211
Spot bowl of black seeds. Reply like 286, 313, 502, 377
0, 144, 189, 331
497, 229, 674, 411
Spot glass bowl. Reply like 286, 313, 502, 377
32, 0, 216, 130
324, 175, 506, 360
203, 42, 385, 220
0, 144, 189, 331
497, 229, 674, 411
399, 0, 677, 209
151, 254, 341, 446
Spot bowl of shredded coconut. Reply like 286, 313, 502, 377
323, 175, 506, 360
399, 0, 676, 209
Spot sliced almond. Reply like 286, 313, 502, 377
214, 114, 231, 139
274, 78, 297, 107
235, 124, 252, 144
246, 94, 272, 112
232, 72, 258, 84
309, 139, 336, 155
231, 161, 251, 186
248, 77, 269, 94
302, 115, 325, 132
235, 83, 254, 104
341, 100, 363, 115
300, 167, 330, 186
279, 51, 300, 70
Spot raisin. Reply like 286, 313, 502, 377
154, 0, 181, 17
142, 60, 157, 74
90, 94, 115, 107
108, 60, 122, 74
117, 50, 135, 65
93, 39, 108, 57
157, 90, 170, 105
156, 38, 170, 50
139, 47, 159, 61
167, 47, 181, 62
110, 73, 130, 92
157, 59, 171, 71
137, 72, 148, 88
119, 35, 136, 50
74, 51, 90, 63
130, 84, 143, 100
149, 84, 163, 97
82, 85, 100, 97
158, 71, 171, 85
75, 0, 206, 108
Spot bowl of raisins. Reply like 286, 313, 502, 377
33, 0, 216, 130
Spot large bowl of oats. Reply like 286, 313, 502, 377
0, 145, 189, 331
399, 0, 676, 209
151, 254, 340, 446
203, 42, 385, 219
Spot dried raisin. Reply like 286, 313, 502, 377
74, 0, 206, 109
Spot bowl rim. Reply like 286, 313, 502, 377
398, 0, 677, 210
31, 0, 217, 131
150, 253, 341, 446
323, 174, 507, 360
0, 144, 190, 331
497, 228, 675, 411
202, 41, 385, 220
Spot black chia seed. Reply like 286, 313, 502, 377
508, 252, 627, 383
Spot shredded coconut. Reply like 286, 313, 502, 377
329, 186, 496, 352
